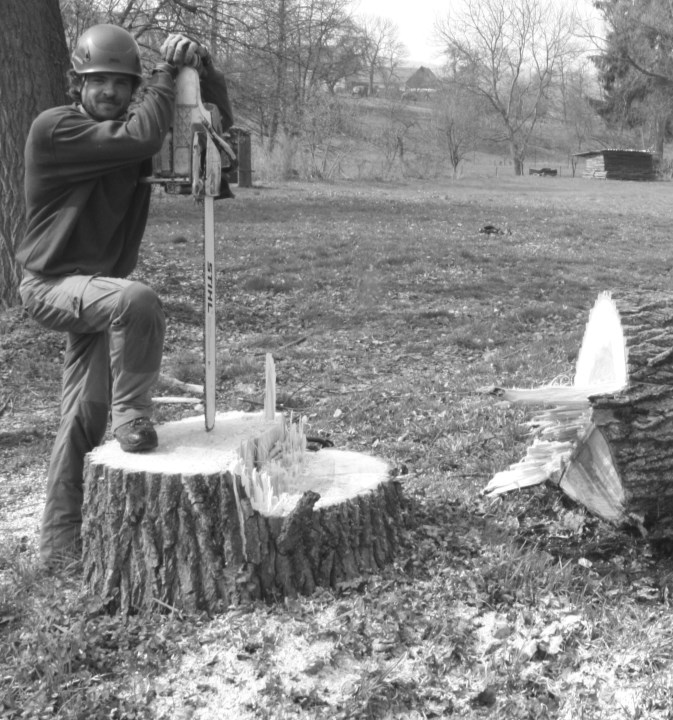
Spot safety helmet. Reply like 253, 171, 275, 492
71, 24, 142, 79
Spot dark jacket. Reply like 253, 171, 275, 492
16, 63, 233, 279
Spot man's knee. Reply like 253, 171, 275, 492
116, 283, 165, 330
114, 283, 165, 371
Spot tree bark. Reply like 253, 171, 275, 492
487, 291, 673, 529
579, 292, 673, 525
509, 141, 524, 176
82, 413, 406, 614
0, 0, 69, 307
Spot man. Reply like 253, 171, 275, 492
15, 24, 233, 566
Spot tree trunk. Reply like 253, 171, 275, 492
576, 293, 673, 525
651, 109, 667, 158
484, 291, 673, 530
507, 139, 525, 176
82, 412, 406, 614
0, 0, 69, 307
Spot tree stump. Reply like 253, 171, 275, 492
483, 291, 673, 528
82, 412, 405, 614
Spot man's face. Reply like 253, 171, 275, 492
81, 73, 135, 121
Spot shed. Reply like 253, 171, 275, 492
573, 149, 655, 181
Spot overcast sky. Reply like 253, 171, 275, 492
354, 0, 446, 66
353, 0, 604, 68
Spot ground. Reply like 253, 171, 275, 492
2, 176, 673, 719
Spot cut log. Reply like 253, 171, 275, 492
483, 291, 673, 528
82, 412, 405, 614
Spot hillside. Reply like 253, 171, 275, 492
247, 92, 605, 185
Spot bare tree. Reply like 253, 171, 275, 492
356, 16, 407, 96
312, 21, 364, 94
436, 0, 578, 175
371, 98, 418, 177
232, 0, 353, 148
432, 83, 486, 178
555, 57, 602, 155
1, 0, 69, 307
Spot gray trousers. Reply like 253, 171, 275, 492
19, 274, 165, 562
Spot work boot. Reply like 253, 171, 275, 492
114, 417, 158, 453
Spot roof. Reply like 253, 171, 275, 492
573, 149, 653, 158
405, 66, 440, 89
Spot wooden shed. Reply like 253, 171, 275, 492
573, 149, 655, 181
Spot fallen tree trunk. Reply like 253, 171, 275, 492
483, 291, 673, 528
82, 412, 405, 614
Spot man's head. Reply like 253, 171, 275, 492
69, 24, 142, 121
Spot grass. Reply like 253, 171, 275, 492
3, 175, 673, 718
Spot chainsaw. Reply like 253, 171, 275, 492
146, 66, 235, 431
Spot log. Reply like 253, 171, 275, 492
483, 291, 673, 529
82, 412, 405, 614
586, 293, 673, 524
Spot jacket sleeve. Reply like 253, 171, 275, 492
200, 63, 234, 131
33, 67, 176, 182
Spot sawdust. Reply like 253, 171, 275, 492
150, 609, 354, 719
148, 604, 424, 720
0, 483, 42, 541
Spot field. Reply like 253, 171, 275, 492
2, 174, 673, 719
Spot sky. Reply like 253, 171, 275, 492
353, 0, 604, 68
354, 0, 447, 66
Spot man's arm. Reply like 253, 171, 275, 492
160, 34, 234, 131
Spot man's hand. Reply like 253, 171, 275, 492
160, 34, 210, 70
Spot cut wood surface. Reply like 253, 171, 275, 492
82, 412, 405, 614
484, 291, 673, 529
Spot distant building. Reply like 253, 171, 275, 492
573, 150, 656, 181
405, 66, 440, 91
341, 64, 440, 97
401, 66, 440, 102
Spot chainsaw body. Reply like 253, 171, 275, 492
151, 66, 224, 197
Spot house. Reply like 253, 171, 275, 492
402, 66, 440, 102
573, 149, 656, 181
341, 64, 439, 97
405, 66, 439, 91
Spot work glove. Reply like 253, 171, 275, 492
160, 34, 210, 70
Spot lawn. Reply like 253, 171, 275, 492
2, 175, 673, 719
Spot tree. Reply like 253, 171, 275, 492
432, 82, 486, 178
231, 0, 353, 148
592, 0, 673, 155
374, 98, 418, 177
356, 16, 407, 97
312, 22, 364, 94
1, 0, 69, 308
436, 0, 578, 175
551, 57, 608, 163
